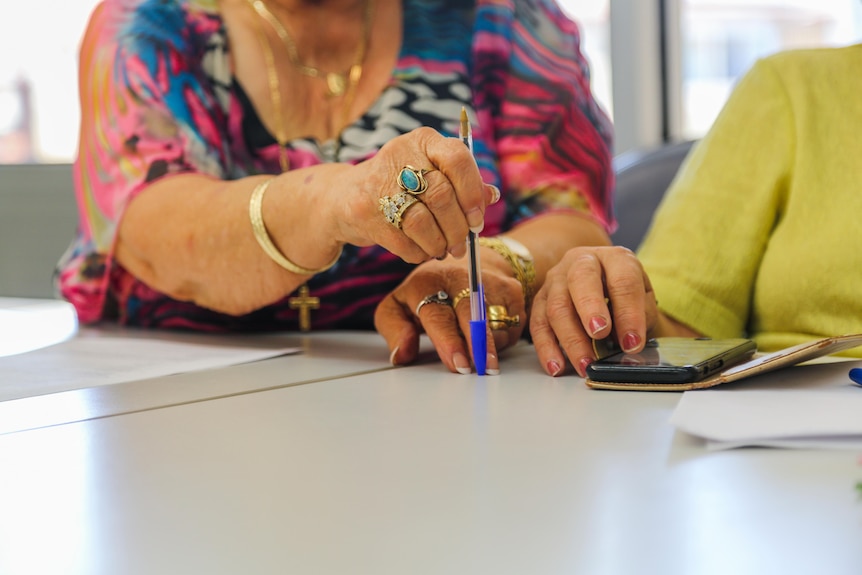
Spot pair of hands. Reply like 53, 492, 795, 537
376, 245, 659, 378
352, 128, 657, 376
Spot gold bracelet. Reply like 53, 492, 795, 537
248, 179, 342, 275
478, 236, 537, 311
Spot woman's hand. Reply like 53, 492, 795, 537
529, 246, 659, 377
375, 254, 525, 375
336, 127, 499, 263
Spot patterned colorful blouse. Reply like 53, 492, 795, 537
58, 0, 614, 331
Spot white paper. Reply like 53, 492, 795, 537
0, 334, 300, 402
670, 360, 862, 450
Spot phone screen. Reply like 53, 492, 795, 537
586, 337, 756, 383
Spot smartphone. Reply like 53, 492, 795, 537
585, 337, 757, 384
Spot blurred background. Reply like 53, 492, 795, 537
1, 0, 861, 163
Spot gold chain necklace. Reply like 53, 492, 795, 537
244, 0, 372, 170
247, 0, 372, 98
243, 0, 367, 330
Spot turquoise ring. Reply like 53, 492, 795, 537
397, 165, 435, 195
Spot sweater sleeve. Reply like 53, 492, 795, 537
637, 57, 794, 338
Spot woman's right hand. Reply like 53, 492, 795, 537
335, 127, 499, 263
529, 246, 660, 377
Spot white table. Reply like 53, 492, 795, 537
0, 298, 395, 434
0, 329, 860, 575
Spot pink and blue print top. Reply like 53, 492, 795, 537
58, 0, 614, 331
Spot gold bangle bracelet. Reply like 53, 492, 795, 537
248, 179, 342, 275
478, 236, 537, 311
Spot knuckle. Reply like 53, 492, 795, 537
612, 308, 642, 325
607, 277, 644, 300
412, 126, 439, 143
572, 293, 609, 312
567, 253, 601, 276
556, 331, 590, 356
422, 185, 458, 213
544, 292, 574, 319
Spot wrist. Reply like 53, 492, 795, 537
478, 236, 536, 311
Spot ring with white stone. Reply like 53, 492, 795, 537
415, 290, 451, 316
379, 191, 420, 229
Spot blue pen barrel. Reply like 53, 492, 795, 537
470, 320, 487, 376
467, 234, 487, 374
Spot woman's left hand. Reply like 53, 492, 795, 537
375, 255, 526, 374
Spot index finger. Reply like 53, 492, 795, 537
423, 132, 486, 232
602, 250, 651, 354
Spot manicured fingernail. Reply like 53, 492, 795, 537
577, 357, 593, 378
486, 353, 500, 375
453, 352, 472, 374
589, 316, 608, 336
488, 184, 501, 204
547, 360, 563, 377
467, 208, 484, 233
623, 331, 641, 353
389, 346, 400, 366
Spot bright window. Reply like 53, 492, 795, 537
0, 0, 100, 164
0, 0, 613, 166
680, 0, 862, 138
559, 0, 613, 119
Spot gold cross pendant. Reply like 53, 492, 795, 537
288, 284, 320, 332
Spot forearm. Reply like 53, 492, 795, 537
116, 169, 347, 315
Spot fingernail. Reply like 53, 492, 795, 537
547, 360, 563, 377
453, 352, 472, 374
467, 208, 484, 233
486, 353, 500, 375
588, 316, 608, 336
548, 360, 563, 376
623, 331, 641, 353
389, 345, 400, 366
577, 357, 593, 378
488, 184, 501, 204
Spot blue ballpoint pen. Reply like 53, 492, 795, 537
460, 107, 487, 375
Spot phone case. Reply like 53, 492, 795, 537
585, 333, 862, 391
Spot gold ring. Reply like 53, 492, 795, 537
451, 288, 471, 310
415, 290, 451, 316
487, 305, 520, 331
379, 191, 420, 229
397, 165, 435, 195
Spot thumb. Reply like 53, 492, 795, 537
374, 295, 421, 365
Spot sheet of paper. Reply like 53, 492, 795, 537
0, 333, 300, 402
670, 360, 862, 450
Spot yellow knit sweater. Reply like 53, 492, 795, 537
638, 44, 862, 355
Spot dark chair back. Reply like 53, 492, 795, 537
611, 140, 695, 251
